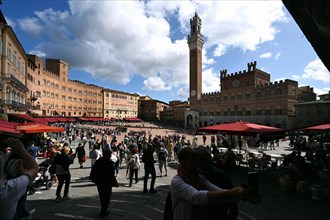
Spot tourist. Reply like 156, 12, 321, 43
0, 137, 38, 220
76, 143, 86, 168
54, 146, 72, 201
142, 143, 157, 194
170, 147, 248, 220
128, 147, 140, 187
196, 146, 238, 219
158, 143, 168, 177
90, 150, 117, 218
27, 141, 39, 163
202, 134, 207, 145
166, 139, 173, 161
89, 144, 102, 167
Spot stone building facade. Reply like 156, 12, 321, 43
160, 100, 189, 127
0, 17, 29, 118
102, 88, 139, 119
185, 13, 316, 130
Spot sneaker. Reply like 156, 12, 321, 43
55, 196, 61, 202
62, 195, 70, 200
149, 189, 157, 194
143, 189, 148, 193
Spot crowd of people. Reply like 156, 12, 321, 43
2, 120, 328, 219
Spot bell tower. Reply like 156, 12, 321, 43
188, 12, 204, 102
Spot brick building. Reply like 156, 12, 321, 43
26, 56, 104, 117
138, 96, 168, 122
185, 13, 316, 130
160, 100, 189, 127
0, 10, 140, 119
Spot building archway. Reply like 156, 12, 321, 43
184, 110, 200, 130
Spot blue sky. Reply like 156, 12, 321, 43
2, 0, 329, 103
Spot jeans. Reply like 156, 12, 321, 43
129, 168, 139, 185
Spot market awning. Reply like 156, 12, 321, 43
301, 123, 330, 132
123, 117, 142, 122
9, 114, 47, 124
0, 119, 21, 137
16, 124, 65, 134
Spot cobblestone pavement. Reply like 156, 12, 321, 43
25, 130, 329, 220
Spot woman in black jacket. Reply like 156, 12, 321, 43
54, 146, 72, 201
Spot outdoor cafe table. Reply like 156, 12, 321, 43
270, 154, 284, 166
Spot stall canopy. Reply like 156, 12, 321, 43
123, 117, 142, 122
0, 119, 21, 137
301, 123, 330, 132
16, 124, 65, 134
198, 121, 283, 136
9, 114, 47, 124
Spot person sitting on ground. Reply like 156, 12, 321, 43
170, 147, 248, 220
0, 137, 38, 220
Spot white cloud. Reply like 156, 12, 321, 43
313, 87, 330, 97
259, 52, 272, 58
275, 52, 281, 60
177, 87, 189, 99
302, 58, 330, 84
4, 16, 15, 28
202, 68, 220, 93
143, 76, 171, 91
214, 43, 227, 57
16, 1, 287, 96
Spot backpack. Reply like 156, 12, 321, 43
159, 149, 166, 161
164, 192, 173, 220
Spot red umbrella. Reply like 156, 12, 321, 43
198, 121, 283, 135
301, 124, 330, 131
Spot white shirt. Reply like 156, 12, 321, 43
90, 149, 102, 166
170, 175, 226, 220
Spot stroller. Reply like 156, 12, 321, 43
28, 159, 53, 195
